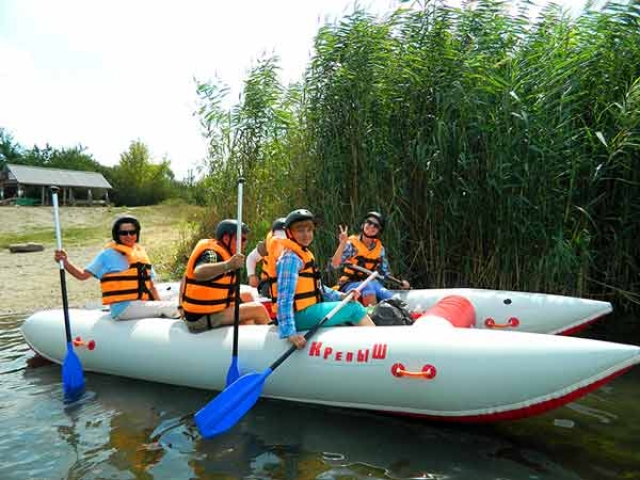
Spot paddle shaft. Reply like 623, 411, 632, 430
194, 270, 381, 438
344, 263, 404, 287
232, 177, 244, 358
51, 187, 73, 345
270, 271, 379, 371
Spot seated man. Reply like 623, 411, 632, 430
180, 219, 270, 332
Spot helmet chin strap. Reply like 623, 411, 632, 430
361, 230, 378, 240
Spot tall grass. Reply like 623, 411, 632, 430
190, 0, 640, 310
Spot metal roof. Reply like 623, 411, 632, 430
4, 164, 112, 189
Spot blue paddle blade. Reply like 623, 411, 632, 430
195, 369, 272, 439
62, 344, 85, 401
225, 356, 240, 386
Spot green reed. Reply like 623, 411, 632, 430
189, 0, 640, 311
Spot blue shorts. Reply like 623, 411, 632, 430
294, 301, 367, 330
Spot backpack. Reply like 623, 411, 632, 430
370, 298, 414, 326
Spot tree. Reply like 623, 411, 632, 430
110, 140, 175, 206
0, 128, 23, 168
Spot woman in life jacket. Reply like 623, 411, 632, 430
273, 208, 375, 350
53, 215, 180, 320
179, 219, 271, 332
330, 211, 410, 306
245, 216, 286, 298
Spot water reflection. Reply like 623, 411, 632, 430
2, 312, 640, 480
27, 368, 582, 480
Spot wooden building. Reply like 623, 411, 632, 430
0, 164, 112, 206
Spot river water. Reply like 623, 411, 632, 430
1, 312, 639, 480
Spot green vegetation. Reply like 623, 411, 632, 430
3, 1, 638, 314
0, 225, 102, 249
109, 141, 175, 206
0, 133, 195, 207
0, 204, 204, 281
190, 0, 640, 314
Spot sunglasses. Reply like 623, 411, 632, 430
118, 230, 138, 236
365, 220, 380, 229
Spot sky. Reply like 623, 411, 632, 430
0, 0, 585, 180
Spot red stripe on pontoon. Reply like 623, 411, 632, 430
557, 315, 606, 336
388, 366, 632, 422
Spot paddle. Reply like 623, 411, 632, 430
195, 270, 379, 439
343, 263, 406, 288
225, 177, 244, 386
51, 186, 85, 401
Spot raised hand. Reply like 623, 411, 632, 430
338, 224, 349, 244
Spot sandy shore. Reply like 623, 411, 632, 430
0, 205, 195, 316
0, 244, 100, 316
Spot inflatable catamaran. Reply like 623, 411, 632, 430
21, 289, 637, 422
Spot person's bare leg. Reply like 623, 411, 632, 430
240, 291, 256, 303
216, 303, 270, 326
214, 308, 235, 326
239, 302, 271, 324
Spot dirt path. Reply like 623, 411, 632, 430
0, 205, 199, 316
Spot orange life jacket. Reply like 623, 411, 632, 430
339, 235, 383, 284
260, 231, 286, 297
180, 239, 236, 316
269, 238, 322, 313
100, 241, 153, 305
257, 231, 274, 284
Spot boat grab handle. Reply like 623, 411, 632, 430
484, 317, 520, 329
391, 363, 437, 379
73, 336, 96, 351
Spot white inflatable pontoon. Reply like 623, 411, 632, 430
21, 306, 639, 422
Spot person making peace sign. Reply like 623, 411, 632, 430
331, 211, 410, 306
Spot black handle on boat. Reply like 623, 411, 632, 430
194, 271, 380, 439
51, 186, 85, 400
